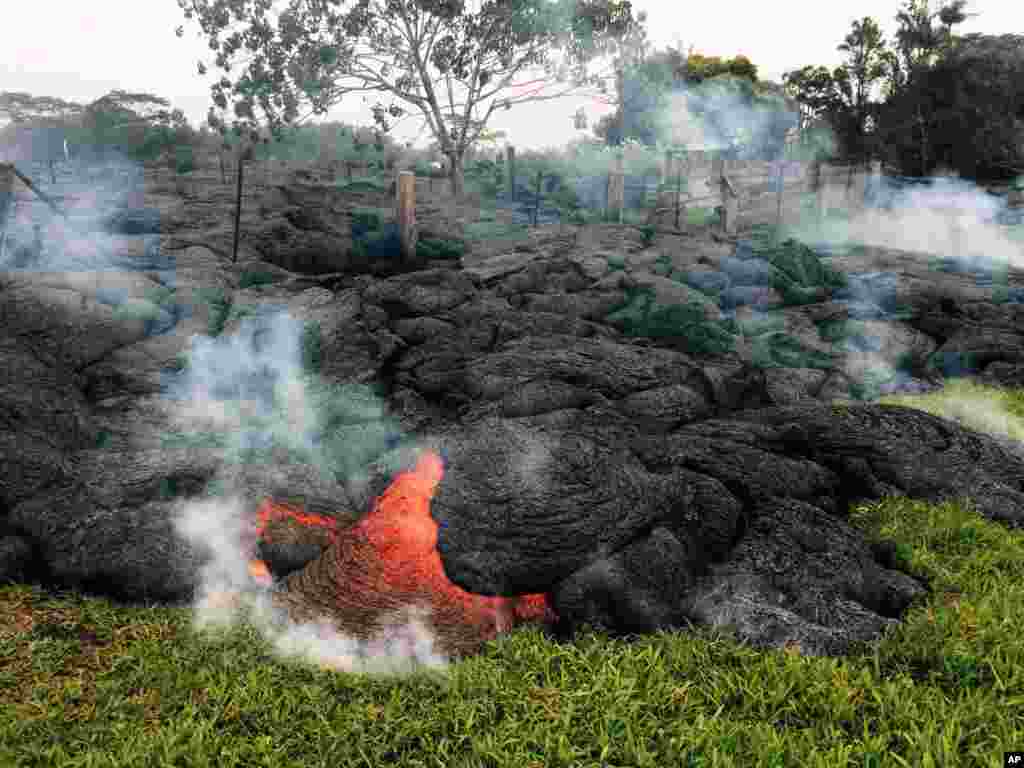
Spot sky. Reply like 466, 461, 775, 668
1, 0, 1018, 151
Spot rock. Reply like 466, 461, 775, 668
6, 174, 1024, 660
0, 535, 34, 583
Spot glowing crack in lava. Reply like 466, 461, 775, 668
249, 450, 558, 658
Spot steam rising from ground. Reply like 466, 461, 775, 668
1, 157, 149, 272
792, 174, 1023, 271
169, 309, 450, 676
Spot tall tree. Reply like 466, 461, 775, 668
177, 0, 640, 196
0, 92, 84, 180
78, 90, 192, 165
583, 10, 653, 146
883, 0, 973, 174
923, 33, 1024, 179
835, 17, 889, 166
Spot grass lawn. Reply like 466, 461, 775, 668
4, 378, 1024, 766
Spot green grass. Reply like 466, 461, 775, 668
4, 383, 1024, 766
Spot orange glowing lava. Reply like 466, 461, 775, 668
354, 450, 556, 636
247, 558, 273, 587
253, 450, 557, 643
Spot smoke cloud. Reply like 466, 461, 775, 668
168, 309, 452, 676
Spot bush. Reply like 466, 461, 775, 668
350, 209, 383, 237
606, 287, 737, 356
336, 178, 390, 194
175, 145, 195, 174
351, 224, 402, 261
417, 236, 466, 261
301, 321, 323, 374
238, 270, 279, 289
201, 287, 233, 337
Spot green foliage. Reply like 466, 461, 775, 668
335, 178, 390, 194
464, 158, 503, 197
174, 144, 195, 174
749, 330, 837, 370
606, 253, 627, 271
200, 286, 233, 337
237, 270, 279, 289
606, 287, 737, 355
463, 220, 527, 242
416, 236, 466, 261
739, 226, 849, 306
638, 223, 656, 247
300, 320, 323, 374
785, 12, 1023, 179
350, 208, 383, 235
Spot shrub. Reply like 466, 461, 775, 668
748, 330, 838, 370
201, 287, 233, 337
238, 270, 279, 289
350, 209, 383, 238
301, 320, 323, 375
351, 224, 403, 261
638, 223, 657, 247
336, 178, 389, 194
606, 287, 737, 356
174, 145, 195, 174
417, 236, 466, 261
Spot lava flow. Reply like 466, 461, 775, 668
247, 450, 557, 654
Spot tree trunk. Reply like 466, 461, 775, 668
917, 105, 929, 176
448, 152, 464, 199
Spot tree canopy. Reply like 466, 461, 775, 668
782, 0, 1022, 180
176, 0, 640, 193
588, 44, 796, 161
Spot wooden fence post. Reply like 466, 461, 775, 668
396, 170, 417, 262
716, 157, 739, 236
811, 158, 824, 221
231, 146, 250, 264
607, 153, 625, 223
0, 163, 13, 263
506, 145, 516, 201
774, 156, 785, 239
532, 171, 543, 227
675, 152, 685, 230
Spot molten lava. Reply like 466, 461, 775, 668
250, 450, 557, 652
247, 558, 273, 588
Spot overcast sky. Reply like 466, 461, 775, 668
2, 0, 1017, 150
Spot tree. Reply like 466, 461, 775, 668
177, 0, 640, 197
880, 0, 973, 174
921, 33, 1024, 179
783, 1, 1021, 180
77, 90, 193, 166
0, 92, 84, 181
588, 45, 782, 154
834, 17, 889, 166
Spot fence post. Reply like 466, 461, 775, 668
607, 153, 625, 223
774, 156, 785, 240
506, 145, 516, 201
674, 152, 685, 230
231, 146, 250, 264
0, 163, 13, 263
396, 170, 417, 263
532, 171, 543, 227
713, 156, 738, 236
810, 158, 824, 222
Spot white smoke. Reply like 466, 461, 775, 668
170, 309, 451, 676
